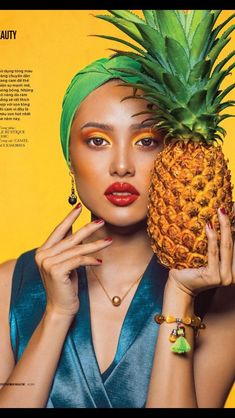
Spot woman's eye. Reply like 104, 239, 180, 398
87, 137, 109, 147
136, 137, 158, 147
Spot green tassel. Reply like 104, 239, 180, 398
171, 336, 191, 354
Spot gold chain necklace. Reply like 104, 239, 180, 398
89, 266, 144, 307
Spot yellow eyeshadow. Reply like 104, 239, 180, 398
86, 132, 111, 141
133, 132, 156, 142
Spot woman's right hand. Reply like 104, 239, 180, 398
35, 204, 112, 318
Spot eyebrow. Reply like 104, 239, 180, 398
81, 122, 113, 131
80, 121, 154, 131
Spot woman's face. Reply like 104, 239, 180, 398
69, 79, 164, 227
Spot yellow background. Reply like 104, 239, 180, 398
0, 10, 234, 407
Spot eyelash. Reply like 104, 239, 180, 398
86, 136, 159, 148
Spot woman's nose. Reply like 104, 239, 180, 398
109, 147, 135, 177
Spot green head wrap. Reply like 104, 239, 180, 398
60, 55, 141, 167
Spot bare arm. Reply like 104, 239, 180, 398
0, 205, 112, 407
0, 260, 74, 408
146, 208, 235, 408
0, 308, 74, 408
146, 280, 197, 408
0, 309, 74, 407
146, 284, 235, 408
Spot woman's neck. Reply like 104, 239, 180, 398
82, 216, 154, 286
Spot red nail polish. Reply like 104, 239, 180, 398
207, 221, 213, 229
96, 259, 103, 263
94, 219, 104, 224
75, 202, 81, 209
104, 237, 112, 242
220, 207, 227, 215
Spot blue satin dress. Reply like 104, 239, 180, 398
9, 248, 210, 408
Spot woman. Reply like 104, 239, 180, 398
0, 55, 234, 408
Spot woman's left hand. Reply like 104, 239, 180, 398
168, 205, 235, 297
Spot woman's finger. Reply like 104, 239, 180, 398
40, 204, 82, 250
218, 207, 233, 285
205, 221, 220, 281
64, 226, 73, 239
38, 218, 107, 258
40, 238, 112, 266
50, 255, 103, 279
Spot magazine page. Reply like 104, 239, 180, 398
0, 9, 234, 408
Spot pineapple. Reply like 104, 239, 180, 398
95, 10, 235, 269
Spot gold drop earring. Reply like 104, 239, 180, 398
68, 171, 78, 206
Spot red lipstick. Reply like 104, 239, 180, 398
104, 182, 140, 207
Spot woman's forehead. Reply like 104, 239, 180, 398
73, 80, 148, 121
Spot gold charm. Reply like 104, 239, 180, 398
112, 296, 122, 307
89, 266, 144, 308
169, 329, 178, 342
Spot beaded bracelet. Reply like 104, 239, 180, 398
154, 314, 206, 354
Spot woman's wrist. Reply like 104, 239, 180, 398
44, 305, 76, 327
162, 276, 195, 317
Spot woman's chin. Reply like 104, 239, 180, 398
99, 216, 147, 229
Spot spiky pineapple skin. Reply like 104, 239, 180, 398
147, 141, 234, 270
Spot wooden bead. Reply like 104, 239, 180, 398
154, 314, 165, 324
191, 316, 201, 327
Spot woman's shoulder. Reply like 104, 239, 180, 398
0, 258, 17, 276
0, 258, 17, 288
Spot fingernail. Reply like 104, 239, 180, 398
74, 202, 81, 209
96, 259, 103, 263
94, 219, 105, 224
104, 237, 112, 242
207, 221, 213, 229
220, 207, 227, 215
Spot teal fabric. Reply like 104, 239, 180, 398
60, 55, 141, 167
9, 248, 169, 408
9, 248, 214, 408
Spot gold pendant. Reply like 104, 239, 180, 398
112, 296, 122, 307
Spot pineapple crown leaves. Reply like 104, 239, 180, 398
94, 10, 235, 144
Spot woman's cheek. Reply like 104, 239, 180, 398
75, 174, 103, 202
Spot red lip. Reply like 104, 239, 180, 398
104, 182, 140, 195
104, 182, 140, 207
